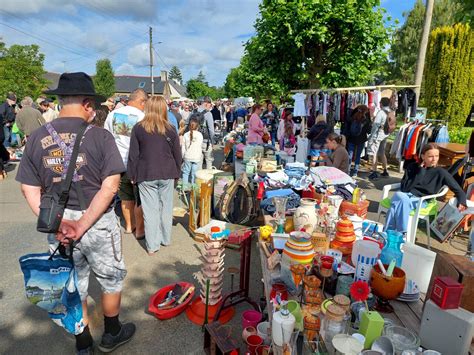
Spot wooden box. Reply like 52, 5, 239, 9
426, 252, 474, 313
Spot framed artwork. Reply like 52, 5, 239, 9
415, 107, 427, 122
430, 203, 464, 242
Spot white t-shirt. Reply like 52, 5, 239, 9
292, 92, 307, 117
104, 105, 144, 167
182, 130, 203, 162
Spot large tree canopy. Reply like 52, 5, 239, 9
233, 0, 390, 95
388, 0, 463, 84
0, 42, 48, 99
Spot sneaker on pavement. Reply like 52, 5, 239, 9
98, 322, 136, 353
76, 346, 94, 355
381, 170, 389, 177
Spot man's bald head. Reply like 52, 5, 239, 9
128, 88, 147, 111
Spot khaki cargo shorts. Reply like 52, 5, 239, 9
48, 209, 127, 301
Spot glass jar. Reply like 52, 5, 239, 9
321, 304, 346, 344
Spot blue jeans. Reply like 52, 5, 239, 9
347, 142, 364, 173
182, 160, 198, 186
3, 126, 11, 147
270, 131, 277, 146
384, 191, 422, 233
138, 179, 174, 252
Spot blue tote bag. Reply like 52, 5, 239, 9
19, 245, 85, 335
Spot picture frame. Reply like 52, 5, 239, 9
430, 202, 464, 242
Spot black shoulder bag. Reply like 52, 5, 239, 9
37, 124, 88, 233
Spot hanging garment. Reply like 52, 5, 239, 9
397, 89, 417, 118
435, 125, 449, 143
295, 137, 309, 163
292, 93, 307, 117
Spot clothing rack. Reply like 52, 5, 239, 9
290, 84, 420, 93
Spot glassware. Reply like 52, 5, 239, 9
383, 325, 420, 353
321, 304, 346, 344
380, 230, 404, 267
336, 275, 354, 296
273, 196, 288, 233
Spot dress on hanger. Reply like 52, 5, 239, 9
292, 93, 307, 117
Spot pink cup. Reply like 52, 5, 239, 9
246, 334, 263, 355
242, 310, 263, 329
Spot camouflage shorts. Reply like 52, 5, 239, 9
48, 209, 127, 301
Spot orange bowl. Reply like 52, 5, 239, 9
370, 264, 406, 300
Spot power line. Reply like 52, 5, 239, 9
0, 21, 92, 59
153, 46, 171, 71
0, 9, 95, 59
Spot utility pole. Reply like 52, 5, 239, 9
414, 0, 434, 105
149, 26, 154, 96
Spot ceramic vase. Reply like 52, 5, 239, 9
293, 198, 318, 234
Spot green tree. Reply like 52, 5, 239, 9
0, 42, 48, 99
239, 0, 390, 91
388, 0, 463, 84
454, 0, 474, 25
196, 70, 207, 84
93, 59, 115, 98
169, 65, 183, 83
424, 23, 473, 132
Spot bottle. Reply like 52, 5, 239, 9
352, 187, 360, 204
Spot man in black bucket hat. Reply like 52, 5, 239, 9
16, 72, 136, 354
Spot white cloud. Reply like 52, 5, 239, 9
115, 63, 135, 74
1, 0, 261, 86
215, 44, 245, 62
126, 43, 149, 66
1, 0, 157, 19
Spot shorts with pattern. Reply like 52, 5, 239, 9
48, 209, 127, 301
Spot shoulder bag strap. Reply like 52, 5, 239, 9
57, 124, 89, 205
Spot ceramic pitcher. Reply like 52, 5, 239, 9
293, 198, 318, 234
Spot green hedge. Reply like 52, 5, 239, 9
423, 23, 473, 132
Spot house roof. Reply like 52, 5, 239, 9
43, 72, 187, 97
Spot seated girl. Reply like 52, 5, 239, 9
321, 133, 349, 173
384, 143, 467, 233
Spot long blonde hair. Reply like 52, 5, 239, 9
140, 96, 171, 135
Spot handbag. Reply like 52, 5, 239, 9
19, 243, 85, 335
37, 123, 88, 233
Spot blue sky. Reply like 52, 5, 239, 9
0, 0, 416, 87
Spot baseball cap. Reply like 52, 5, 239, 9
7, 92, 17, 101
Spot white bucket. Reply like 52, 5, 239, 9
401, 243, 436, 293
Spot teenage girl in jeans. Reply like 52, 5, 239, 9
345, 105, 372, 177
181, 115, 203, 189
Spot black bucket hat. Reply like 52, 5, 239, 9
44, 72, 105, 101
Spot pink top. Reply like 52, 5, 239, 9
247, 113, 264, 144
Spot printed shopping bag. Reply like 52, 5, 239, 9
19, 249, 85, 335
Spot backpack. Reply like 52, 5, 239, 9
349, 120, 364, 137
383, 110, 397, 135
187, 111, 211, 145
216, 173, 257, 226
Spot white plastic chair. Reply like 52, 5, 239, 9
377, 183, 449, 247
